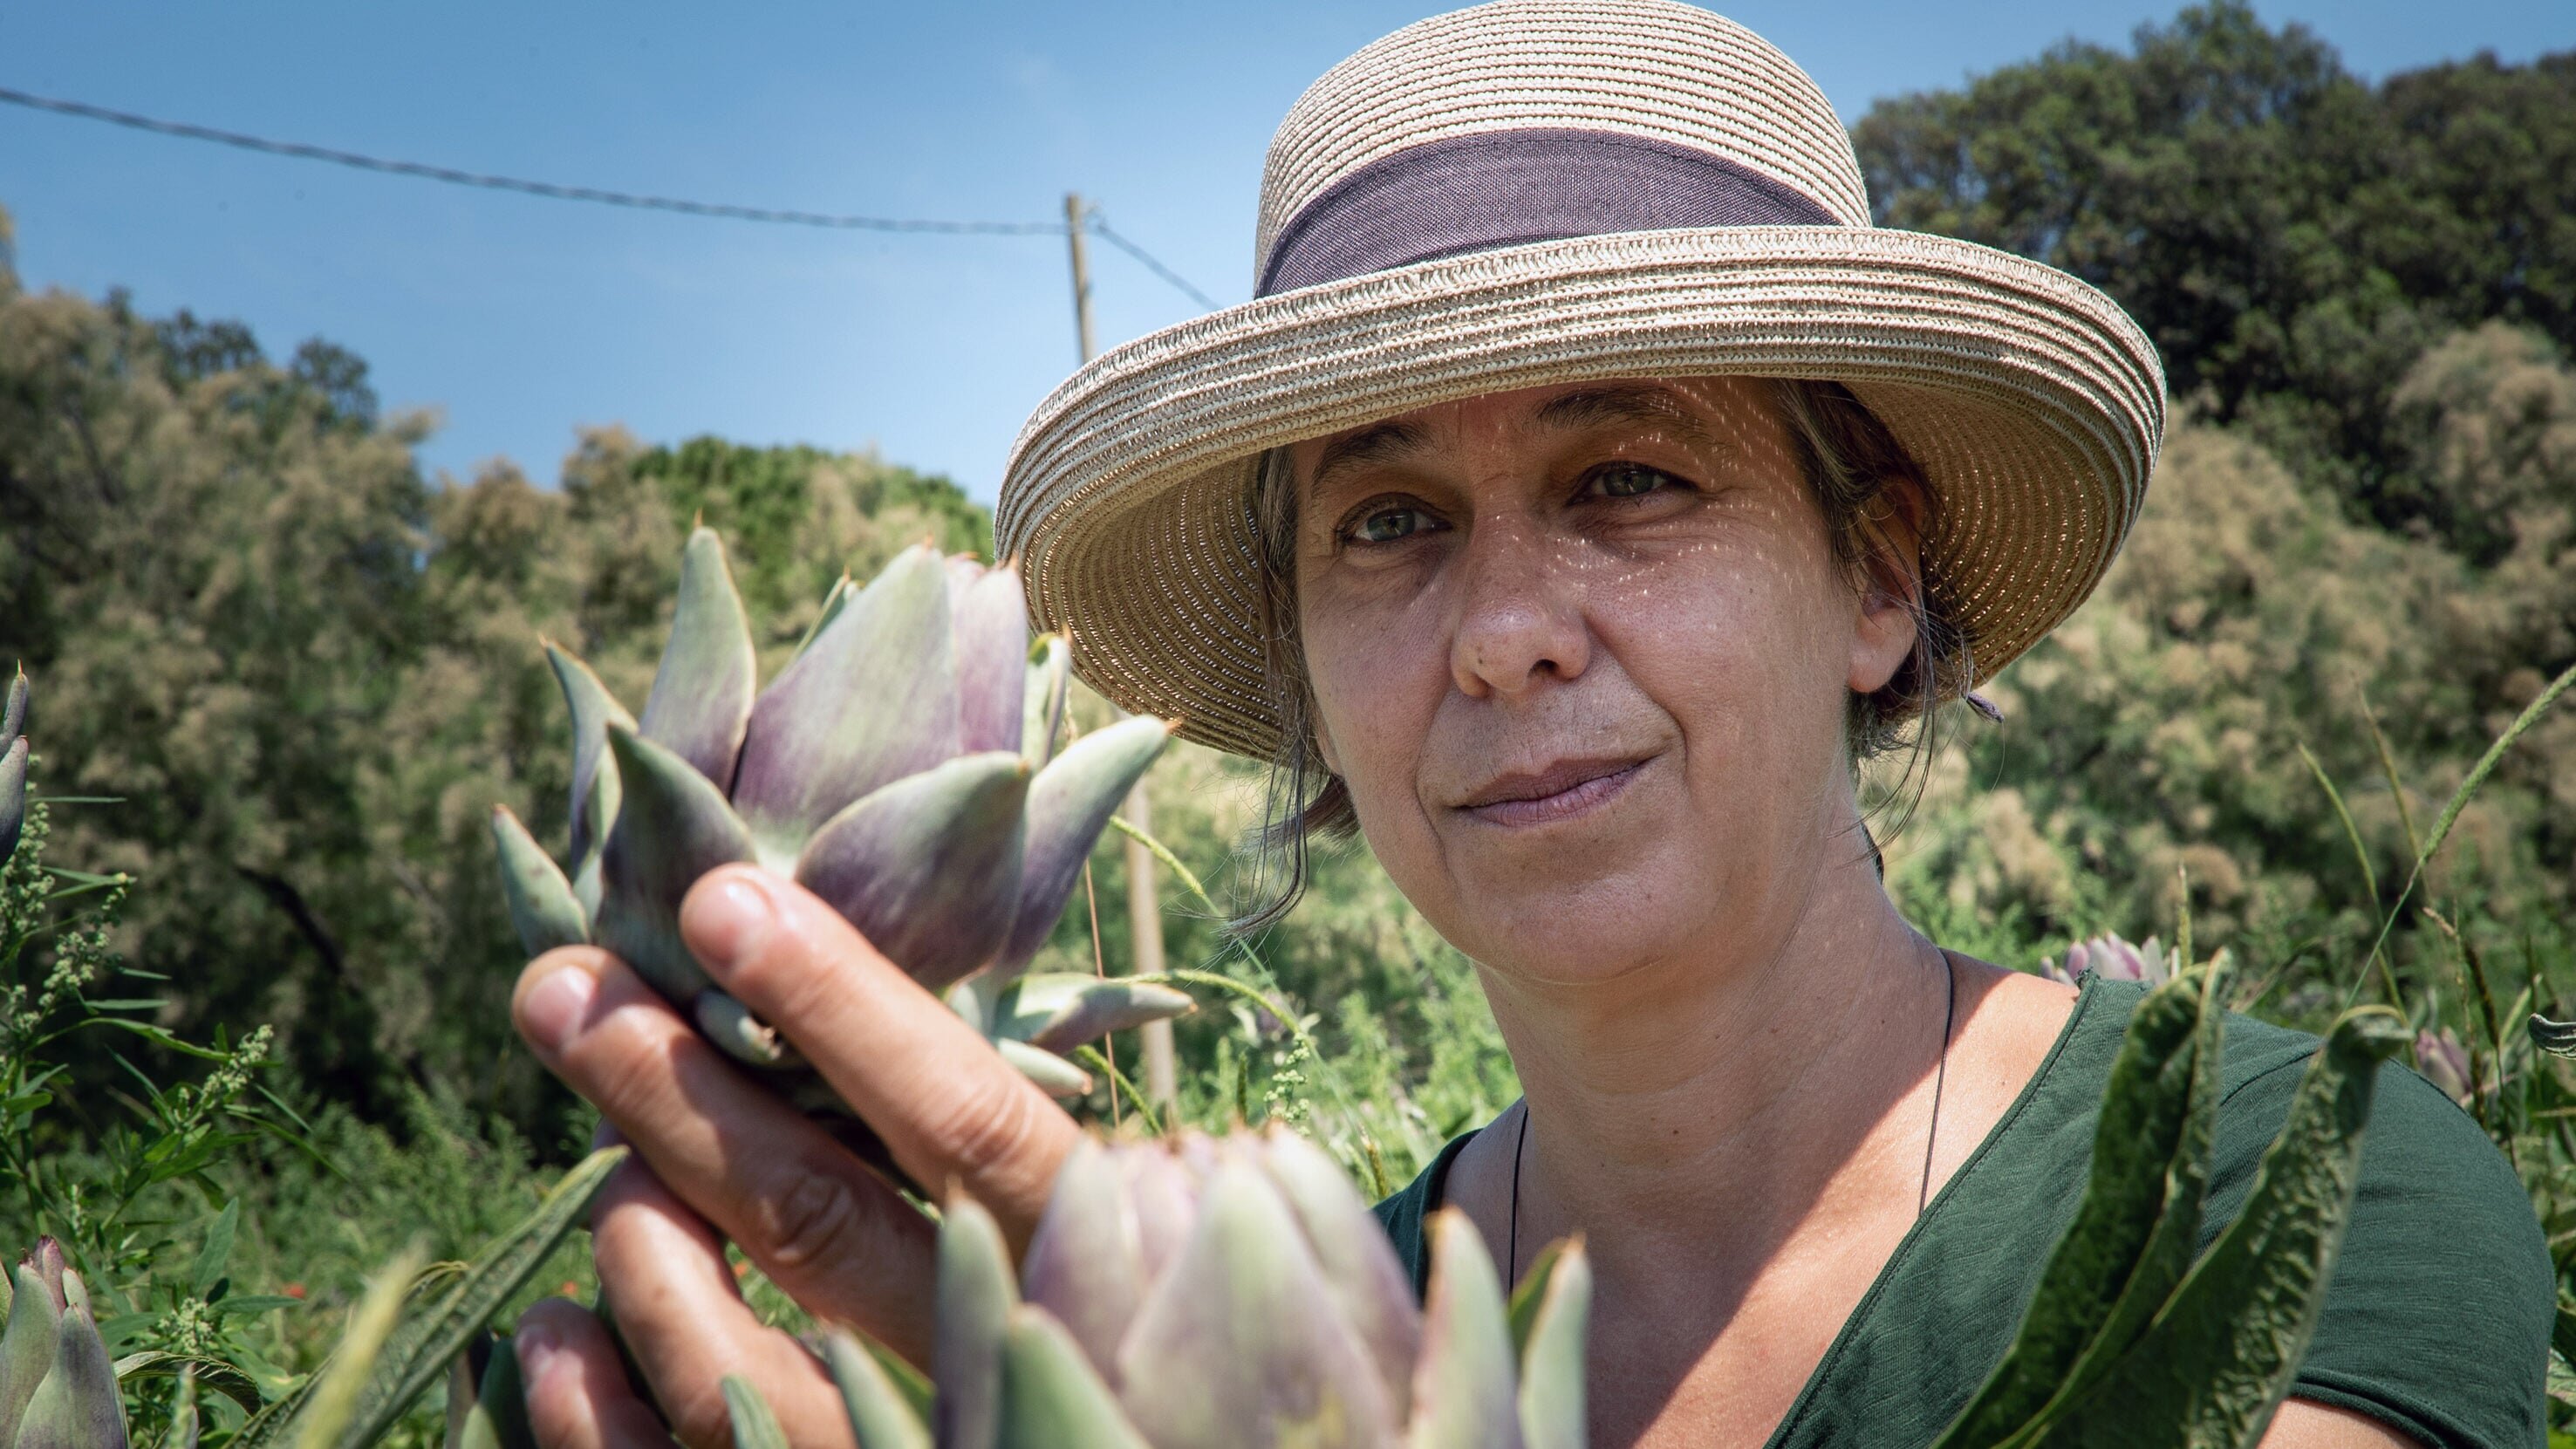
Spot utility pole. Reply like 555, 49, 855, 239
1063, 192, 1178, 1111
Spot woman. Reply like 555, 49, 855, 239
502, 2, 2549, 1445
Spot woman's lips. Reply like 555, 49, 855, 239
1455, 757, 1649, 828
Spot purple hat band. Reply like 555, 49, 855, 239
1256, 126, 1841, 297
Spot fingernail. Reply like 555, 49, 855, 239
514, 1316, 561, 1383
521, 966, 598, 1054
684, 870, 776, 979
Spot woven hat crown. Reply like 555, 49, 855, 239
1254, 0, 1870, 280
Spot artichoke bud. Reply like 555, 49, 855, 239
493, 532, 1190, 1113
854, 1131, 1595, 1448
2, 663, 26, 744
2, 1241, 129, 1449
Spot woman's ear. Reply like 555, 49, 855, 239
1847, 482, 1928, 696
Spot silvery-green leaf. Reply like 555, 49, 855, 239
2033, 1008, 2409, 1449
996, 1039, 1092, 1098
948, 559, 1029, 756
995, 975, 1196, 1053
1117, 1163, 1397, 1448
735, 543, 957, 862
937, 1198, 1017, 1449
639, 527, 757, 791
1022, 636, 1070, 769
694, 991, 802, 1070
1513, 1240, 1589, 1449
1, 1260, 64, 1448
16, 1300, 126, 1449
489, 807, 589, 954
821, 1329, 932, 1449
0, 737, 25, 866
1256, 1129, 1424, 1423
796, 751, 1029, 991
594, 727, 755, 1004
992, 717, 1174, 981
543, 644, 634, 888
1, 663, 25, 743
1408, 1208, 1520, 1449
995, 1307, 1150, 1449
1022, 1141, 1146, 1384
720, 1376, 789, 1449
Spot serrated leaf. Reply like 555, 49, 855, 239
2032, 1008, 2409, 1449
1937, 967, 2218, 1447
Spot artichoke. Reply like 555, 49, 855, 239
804, 1128, 1593, 1449
489, 531, 1192, 1104
2, 666, 28, 865
0, 1239, 130, 1449
2040, 932, 2171, 988
2412, 1027, 2473, 1105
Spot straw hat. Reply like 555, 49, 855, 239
997, 0, 2165, 762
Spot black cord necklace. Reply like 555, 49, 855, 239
1504, 946, 1960, 1290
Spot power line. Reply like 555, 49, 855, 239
0, 84, 1221, 304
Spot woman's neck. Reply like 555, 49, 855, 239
1470, 803, 1949, 1272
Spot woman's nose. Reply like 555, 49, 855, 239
1447, 522, 1592, 700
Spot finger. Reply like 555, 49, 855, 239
514, 946, 938, 1363
588, 1154, 856, 1449
676, 866, 1082, 1242
515, 1297, 672, 1449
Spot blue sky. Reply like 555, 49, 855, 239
3, 1, 2564, 502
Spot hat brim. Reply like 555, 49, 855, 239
998, 224, 2166, 761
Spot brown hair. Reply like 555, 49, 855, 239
1232, 378, 1975, 933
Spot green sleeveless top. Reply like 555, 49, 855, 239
1372, 976, 2551, 1448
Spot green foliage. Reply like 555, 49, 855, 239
1855, 2, 2576, 520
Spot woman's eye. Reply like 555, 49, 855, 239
1349, 503, 1431, 543
1587, 461, 1680, 499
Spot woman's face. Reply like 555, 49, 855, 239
1289, 376, 1919, 986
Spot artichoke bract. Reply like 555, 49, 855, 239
2, 666, 29, 865
490, 531, 1192, 1104
804, 1128, 1592, 1449
0, 1239, 131, 1449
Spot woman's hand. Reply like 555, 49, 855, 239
506, 863, 1082, 1447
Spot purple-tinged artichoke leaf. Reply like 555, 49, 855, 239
996, 1306, 1151, 1449
1119, 1147, 1204, 1284
1408, 1209, 1522, 1449
999, 975, 1195, 1053
1022, 1141, 1146, 1384
1513, 1240, 1590, 1449
1021, 636, 1070, 769
16, 1300, 126, 1449
735, 544, 959, 858
991, 716, 1174, 982
695, 991, 803, 1070
1, 664, 24, 743
820, 1329, 933, 1449
995, 1039, 1091, 1098
639, 527, 758, 790
1256, 1129, 1425, 1423
30, 1244, 61, 1305
790, 573, 855, 665
1, 1261, 64, 1449
937, 1197, 1017, 1449
948, 559, 1030, 756
0, 738, 26, 866
594, 727, 755, 1004
796, 752, 1028, 991
1117, 1164, 1398, 1449
491, 806, 590, 955
544, 644, 635, 880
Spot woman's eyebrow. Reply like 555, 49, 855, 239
1533, 383, 1723, 449
1309, 420, 1432, 492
